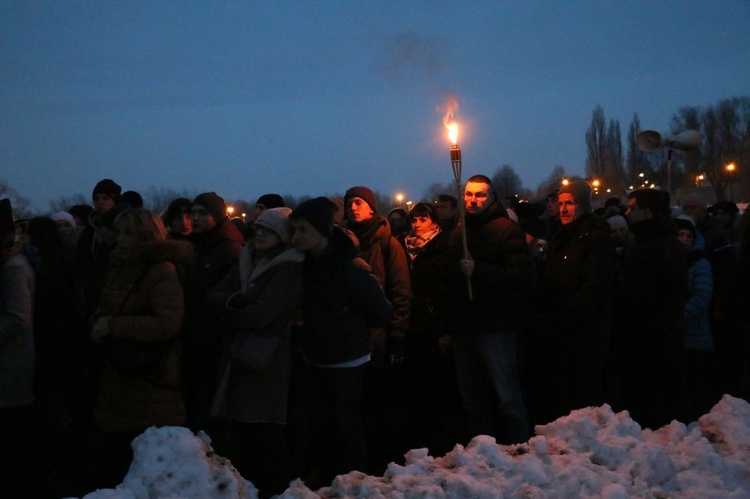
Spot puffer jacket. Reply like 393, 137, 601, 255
93, 239, 191, 434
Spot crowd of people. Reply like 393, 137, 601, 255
1, 176, 748, 498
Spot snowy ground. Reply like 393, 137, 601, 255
76, 394, 750, 498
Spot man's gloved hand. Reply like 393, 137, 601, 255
387, 333, 405, 368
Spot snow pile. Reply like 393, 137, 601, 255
80, 395, 750, 498
82, 426, 256, 499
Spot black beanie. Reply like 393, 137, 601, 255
0, 198, 15, 240
192, 192, 227, 222
559, 180, 592, 212
163, 197, 192, 224
92, 179, 122, 203
290, 197, 339, 238
256, 193, 285, 209
344, 186, 378, 214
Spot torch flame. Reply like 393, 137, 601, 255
440, 93, 460, 144
447, 123, 458, 144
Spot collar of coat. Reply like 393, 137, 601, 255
239, 244, 304, 289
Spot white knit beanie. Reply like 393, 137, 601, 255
254, 207, 293, 244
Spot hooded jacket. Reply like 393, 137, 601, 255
300, 226, 392, 365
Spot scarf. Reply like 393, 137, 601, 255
404, 227, 441, 261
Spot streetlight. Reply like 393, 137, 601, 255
227, 206, 235, 217
726, 162, 736, 200
562, 178, 569, 186
395, 193, 404, 207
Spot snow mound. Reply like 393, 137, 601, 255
80, 395, 750, 498
81, 426, 256, 499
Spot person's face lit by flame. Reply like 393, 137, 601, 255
464, 181, 492, 215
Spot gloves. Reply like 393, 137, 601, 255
387, 334, 405, 368
91, 316, 112, 343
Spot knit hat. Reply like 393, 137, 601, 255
290, 196, 339, 238
674, 214, 696, 238
255, 193, 285, 210
121, 190, 144, 208
163, 197, 192, 224
344, 186, 378, 214
0, 198, 14, 240
607, 215, 628, 232
51, 211, 77, 229
559, 180, 592, 212
255, 207, 293, 244
192, 192, 227, 222
92, 179, 122, 203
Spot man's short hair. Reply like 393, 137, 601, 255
466, 174, 493, 187
437, 194, 458, 209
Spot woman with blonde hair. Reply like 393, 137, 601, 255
89, 208, 192, 489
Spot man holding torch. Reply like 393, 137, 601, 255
446, 174, 533, 444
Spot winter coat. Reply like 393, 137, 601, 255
92, 239, 190, 434
300, 226, 392, 366
615, 216, 690, 428
684, 233, 714, 352
405, 231, 450, 337
76, 224, 115, 319
207, 244, 304, 423
532, 211, 616, 418
184, 219, 244, 369
446, 200, 533, 334
348, 216, 412, 358
619, 217, 688, 352
0, 252, 35, 408
537, 212, 615, 357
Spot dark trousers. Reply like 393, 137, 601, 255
0, 404, 35, 497
310, 364, 367, 484
453, 331, 529, 444
89, 429, 139, 491
227, 421, 291, 499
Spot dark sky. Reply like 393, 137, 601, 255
2, 1, 749, 211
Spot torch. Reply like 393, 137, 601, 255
447, 123, 473, 300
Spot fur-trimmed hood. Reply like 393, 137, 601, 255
109, 238, 193, 272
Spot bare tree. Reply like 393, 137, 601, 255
0, 181, 32, 217
49, 193, 88, 213
422, 182, 454, 203
535, 165, 567, 198
671, 96, 750, 201
143, 186, 197, 213
626, 113, 652, 186
606, 119, 627, 195
585, 106, 607, 180
491, 164, 524, 200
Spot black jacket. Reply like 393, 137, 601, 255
300, 226, 392, 365
446, 200, 533, 334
